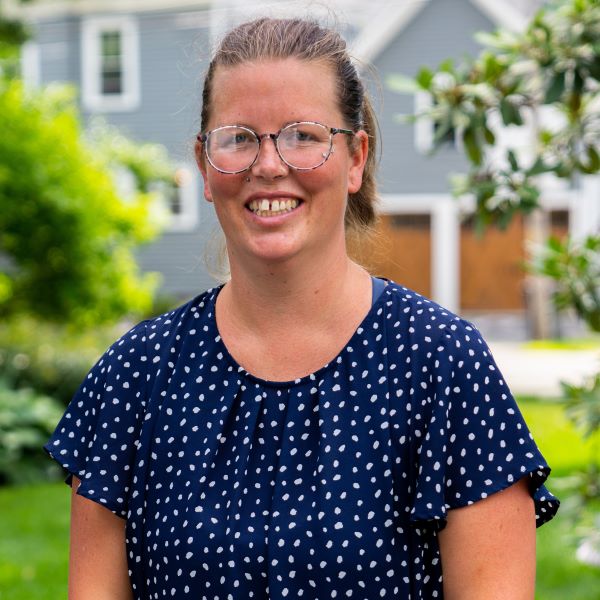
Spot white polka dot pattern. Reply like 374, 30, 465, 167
44, 282, 559, 598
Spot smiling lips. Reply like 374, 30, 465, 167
247, 198, 300, 217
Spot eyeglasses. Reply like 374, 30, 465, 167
197, 121, 355, 174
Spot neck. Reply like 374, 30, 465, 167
219, 243, 370, 339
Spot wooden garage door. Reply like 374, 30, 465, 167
358, 214, 432, 298
460, 215, 525, 310
359, 210, 562, 311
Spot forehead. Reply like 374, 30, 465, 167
207, 58, 341, 127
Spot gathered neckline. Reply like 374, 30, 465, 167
209, 283, 392, 388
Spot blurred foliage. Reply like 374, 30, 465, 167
562, 374, 600, 441
0, 0, 185, 491
0, 314, 124, 405
391, 0, 600, 557
0, 0, 31, 63
0, 377, 64, 485
531, 235, 600, 332
0, 79, 174, 327
389, 0, 600, 229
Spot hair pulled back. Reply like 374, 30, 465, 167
200, 17, 379, 234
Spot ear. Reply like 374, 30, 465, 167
195, 138, 213, 202
347, 130, 369, 195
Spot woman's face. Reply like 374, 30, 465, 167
196, 58, 368, 268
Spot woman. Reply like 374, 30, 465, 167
45, 17, 558, 599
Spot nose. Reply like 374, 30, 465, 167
250, 134, 289, 179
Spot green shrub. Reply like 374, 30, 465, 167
0, 378, 65, 485
0, 79, 169, 327
0, 315, 124, 406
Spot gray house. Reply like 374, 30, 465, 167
14, 0, 596, 315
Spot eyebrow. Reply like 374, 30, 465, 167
212, 120, 317, 132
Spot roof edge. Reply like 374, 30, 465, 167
5, 0, 211, 20
351, 0, 529, 64
470, 0, 528, 33
350, 0, 429, 63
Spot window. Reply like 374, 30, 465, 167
151, 166, 199, 232
100, 31, 123, 95
414, 91, 457, 154
20, 41, 40, 88
81, 16, 140, 112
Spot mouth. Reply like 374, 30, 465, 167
246, 198, 302, 217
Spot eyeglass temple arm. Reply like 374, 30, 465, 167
331, 127, 354, 136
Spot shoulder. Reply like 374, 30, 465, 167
382, 280, 483, 349
89, 286, 221, 382
110, 286, 219, 350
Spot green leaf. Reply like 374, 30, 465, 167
393, 113, 417, 124
415, 67, 434, 90
584, 146, 600, 173
386, 74, 419, 94
527, 156, 552, 176
439, 58, 455, 73
499, 98, 523, 126
544, 71, 566, 103
462, 127, 483, 165
507, 149, 519, 171
483, 126, 496, 145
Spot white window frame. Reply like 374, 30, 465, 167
165, 165, 199, 232
20, 41, 40, 88
81, 16, 140, 112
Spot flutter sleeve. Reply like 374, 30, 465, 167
410, 319, 559, 531
43, 320, 149, 518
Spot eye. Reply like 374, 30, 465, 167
213, 128, 256, 151
281, 123, 328, 147
290, 127, 317, 143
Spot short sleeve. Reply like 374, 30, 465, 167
410, 319, 559, 531
43, 320, 149, 518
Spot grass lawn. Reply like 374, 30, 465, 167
0, 480, 69, 599
0, 398, 598, 598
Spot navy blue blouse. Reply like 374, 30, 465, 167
44, 281, 558, 599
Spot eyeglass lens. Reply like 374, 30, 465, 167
206, 123, 332, 173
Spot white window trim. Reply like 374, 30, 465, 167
81, 15, 140, 113
167, 165, 199, 233
20, 41, 40, 88
414, 91, 434, 154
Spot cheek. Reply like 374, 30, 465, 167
207, 173, 243, 202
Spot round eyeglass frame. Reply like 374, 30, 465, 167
196, 121, 355, 175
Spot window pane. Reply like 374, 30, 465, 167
100, 30, 122, 95
169, 186, 182, 215
101, 31, 121, 57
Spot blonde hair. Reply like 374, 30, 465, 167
200, 17, 379, 236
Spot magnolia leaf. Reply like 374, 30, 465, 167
483, 126, 496, 145
439, 58, 455, 73
386, 74, 419, 94
544, 71, 566, 103
585, 146, 600, 173
527, 156, 553, 176
415, 67, 434, 90
499, 98, 524, 126
393, 113, 417, 124
462, 128, 483, 165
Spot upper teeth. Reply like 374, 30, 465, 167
248, 199, 299, 215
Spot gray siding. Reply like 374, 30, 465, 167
37, 18, 79, 84
30, 0, 503, 298
76, 9, 220, 298
82, 10, 210, 157
134, 197, 219, 298
373, 0, 495, 194
34, 9, 219, 298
